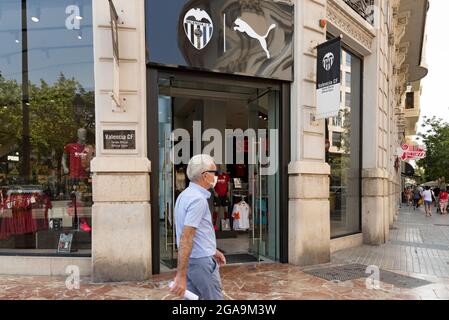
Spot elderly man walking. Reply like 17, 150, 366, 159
170, 154, 226, 300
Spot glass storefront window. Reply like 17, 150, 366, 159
326, 48, 362, 238
0, 0, 94, 256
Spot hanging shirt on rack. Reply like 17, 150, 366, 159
232, 201, 250, 231
214, 172, 230, 197
235, 164, 246, 178
175, 168, 187, 191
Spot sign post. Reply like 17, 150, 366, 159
108, 0, 124, 111
103, 130, 136, 150
58, 233, 75, 254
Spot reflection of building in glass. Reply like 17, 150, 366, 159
328, 50, 352, 155
326, 49, 362, 238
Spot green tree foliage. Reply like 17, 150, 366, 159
0, 73, 94, 180
0, 75, 22, 143
417, 116, 449, 181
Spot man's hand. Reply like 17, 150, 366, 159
170, 274, 187, 298
214, 250, 226, 266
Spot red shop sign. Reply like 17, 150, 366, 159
399, 144, 426, 161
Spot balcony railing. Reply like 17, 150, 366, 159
343, 0, 375, 25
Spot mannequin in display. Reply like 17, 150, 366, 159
175, 166, 187, 194
213, 166, 231, 231
62, 128, 89, 183
61, 128, 93, 232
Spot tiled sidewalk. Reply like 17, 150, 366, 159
1, 206, 449, 300
332, 206, 449, 278
0, 263, 448, 300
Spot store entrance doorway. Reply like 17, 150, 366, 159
149, 70, 282, 273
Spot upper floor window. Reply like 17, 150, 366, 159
343, 0, 375, 25
405, 92, 415, 109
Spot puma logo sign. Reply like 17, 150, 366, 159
234, 18, 276, 59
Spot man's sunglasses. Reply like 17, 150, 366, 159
202, 170, 220, 176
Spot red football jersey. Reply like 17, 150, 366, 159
64, 143, 87, 178
214, 173, 230, 197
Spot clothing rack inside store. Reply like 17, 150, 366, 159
6, 186, 43, 196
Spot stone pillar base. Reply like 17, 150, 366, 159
92, 202, 151, 282
91, 157, 152, 282
288, 161, 331, 266
362, 169, 388, 245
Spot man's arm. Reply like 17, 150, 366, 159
170, 226, 196, 297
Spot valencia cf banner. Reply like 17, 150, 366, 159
316, 37, 341, 119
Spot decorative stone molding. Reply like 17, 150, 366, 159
327, 0, 375, 52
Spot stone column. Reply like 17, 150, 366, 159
91, 0, 151, 282
288, 0, 331, 266
91, 158, 151, 282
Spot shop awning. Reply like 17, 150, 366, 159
401, 162, 415, 177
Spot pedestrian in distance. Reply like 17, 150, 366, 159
413, 186, 422, 210
434, 187, 441, 214
406, 187, 413, 207
439, 187, 449, 215
422, 186, 434, 217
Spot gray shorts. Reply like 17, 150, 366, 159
187, 256, 223, 300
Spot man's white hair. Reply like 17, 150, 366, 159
187, 154, 216, 181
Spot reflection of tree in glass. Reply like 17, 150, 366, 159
0, 76, 22, 143
340, 107, 351, 155
0, 73, 95, 183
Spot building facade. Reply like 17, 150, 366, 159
0, 0, 428, 281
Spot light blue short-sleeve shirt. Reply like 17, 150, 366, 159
175, 182, 217, 259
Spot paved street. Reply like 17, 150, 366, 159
1, 206, 449, 300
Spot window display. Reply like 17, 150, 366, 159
0, 0, 94, 255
